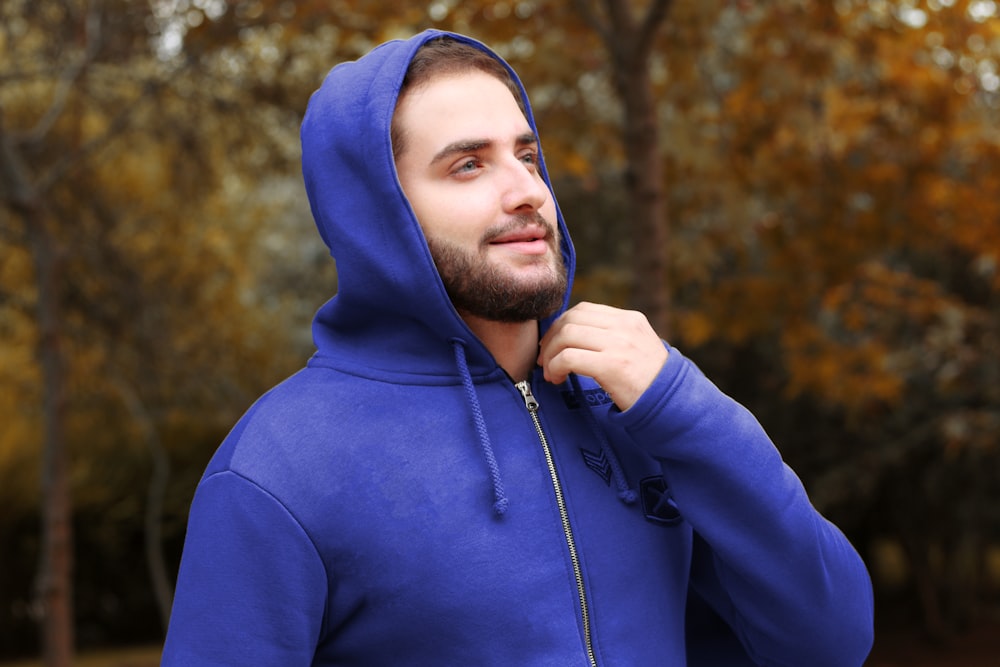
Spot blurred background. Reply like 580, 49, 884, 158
2, 0, 999, 665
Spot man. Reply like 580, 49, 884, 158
162, 31, 874, 666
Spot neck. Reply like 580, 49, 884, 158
460, 313, 539, 382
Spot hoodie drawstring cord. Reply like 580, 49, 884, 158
452, 339, 510, 516
450, 340, 635, 514
569, 373, 637, 504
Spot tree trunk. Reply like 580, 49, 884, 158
146, 431, 174, 635
903, 532, 952, 644
27, 209, 75, 667
2, 124, 75, 667
575, 0, 675, 338
112, 377, 174, 633
616, 58, 671, 337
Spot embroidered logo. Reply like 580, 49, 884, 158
640, 476, 682, 525
561, 387, 614, 410
580, 448, 612, 485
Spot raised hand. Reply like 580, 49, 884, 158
537, 302, 668, 411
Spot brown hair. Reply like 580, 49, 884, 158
391, 37, 527, 158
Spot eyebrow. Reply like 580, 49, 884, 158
430, 132, 538, 166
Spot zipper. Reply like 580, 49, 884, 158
515, 380, 598, 667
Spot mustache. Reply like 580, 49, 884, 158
481, 212, 556, 245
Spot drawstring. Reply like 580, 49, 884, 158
452, 339, 510, 516
569, 373, 637, 505
450, 339, 635, 514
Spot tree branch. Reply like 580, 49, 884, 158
0, 120, 37, 211
600, 0, 636, 67
34, 82, 155, 196
571, 0, 615, 50
35, 56, 194, 197
20, 0, 104, 146
601, 0, 635, 35
636, 0, 675, 59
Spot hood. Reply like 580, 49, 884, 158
300, 30, 576, 379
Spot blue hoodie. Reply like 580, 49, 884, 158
162, 30, 874, 666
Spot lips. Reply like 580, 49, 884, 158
488, 226, 548, 245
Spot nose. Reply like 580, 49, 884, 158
500, 157, 549, 213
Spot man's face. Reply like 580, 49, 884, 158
394, 70, 566, 323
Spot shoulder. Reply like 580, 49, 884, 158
201, 367, 362, 485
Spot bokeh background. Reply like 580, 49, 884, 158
2, 1, 999, 665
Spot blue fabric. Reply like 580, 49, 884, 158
162, 30, 874, 666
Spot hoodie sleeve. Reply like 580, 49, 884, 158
607, 345, 874, 667
161, 470, 328, 666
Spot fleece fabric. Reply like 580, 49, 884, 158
162, 29, 874, 666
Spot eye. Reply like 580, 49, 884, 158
453, 158, 481, 175
519, 150, 538, 167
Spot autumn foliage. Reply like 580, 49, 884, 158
2, 0, 999, 661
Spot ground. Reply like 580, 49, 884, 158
866, 622, 1000, 667
2, 623, 1000, 666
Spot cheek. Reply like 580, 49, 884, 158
541, 200, 561, 245
451, 183, 502, 227
541, 198, 558, 225
413, 186, 491, 245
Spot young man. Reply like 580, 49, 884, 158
162, 31, 874, 666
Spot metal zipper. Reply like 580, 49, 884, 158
515, 380, 598, 667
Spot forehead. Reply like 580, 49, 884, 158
394, 71, 532, 149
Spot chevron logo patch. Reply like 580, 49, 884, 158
580, 448, 612, 485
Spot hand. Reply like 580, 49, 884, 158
537, 302, 668, 411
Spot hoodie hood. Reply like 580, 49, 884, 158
300, 30, 575, 379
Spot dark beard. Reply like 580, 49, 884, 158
426, 214, 568, 323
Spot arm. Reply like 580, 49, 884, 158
162, 471, 327, 666
613, 350, 872, 666
539, 303, 874, 666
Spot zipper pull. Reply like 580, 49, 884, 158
515, 380, 539, 412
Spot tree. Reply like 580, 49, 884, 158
5, 0, 998, 658
0, 2, 107, 662
665, 0, 1000, 638
0, 0, 330, 658
572, 0, 676, 335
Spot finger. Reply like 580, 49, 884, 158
549, 302, 624, 331
540, 304, 655, 371
540, 320, 642, 382
540, 319, 609, 357
541, 346, 606, 385
540, 302, 626, 350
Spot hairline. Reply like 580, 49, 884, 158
392, 38, 528, 160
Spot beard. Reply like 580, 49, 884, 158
426, 213, 568, 323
